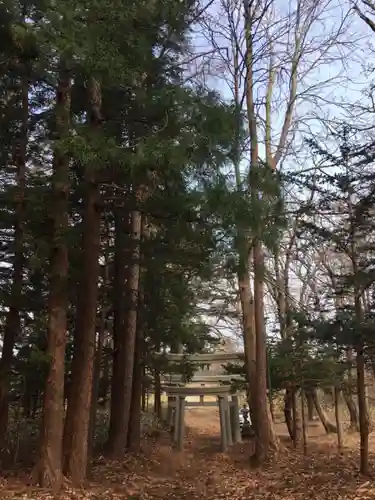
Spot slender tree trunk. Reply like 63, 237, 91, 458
343, 391, 359, 432
127, 216, 149, 450
306, 390, 315, 421
253, 242, 274, 463
334, 386, 343, 454
63, 77, 102, 483
345, 348, 359, 431
311, 389, 337, 434
0, 74, 28, 450
284, 387, 301, 443
141, 362, 147, 412
243, 0, 277, 463
284, 388, 294, 440
292, 388, 301, 446
101, 345, 111, 408
301, 390, 307, 455
106, 207, 128, 451
33, 60, 71, 490
238, 273, 257, 427
357, 345, 369, 474
154, 367, 161, 418
127, 328, 142, 452
232, 36, 257, 430
88, 261, 109, 457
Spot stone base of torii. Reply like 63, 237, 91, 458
164, 385, 242, 452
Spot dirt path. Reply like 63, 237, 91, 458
93, 407, 375, 499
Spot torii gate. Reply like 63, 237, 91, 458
162, 351, 245, 452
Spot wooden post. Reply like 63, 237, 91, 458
230, 394, 242, 443
173, 394, 180, 443
218, 396, 228, 452
224, 394, 233, 447
177, 396, 185, 451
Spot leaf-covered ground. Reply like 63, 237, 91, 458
1, 407, 375, 499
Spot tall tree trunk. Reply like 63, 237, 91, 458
63, 77, 102, 483
106, 206, 128, 451
244, 0, 277, 463
127, 218, 148, 451
232, 36, 257, 429
0, 73, 28, 450
107, 206, 142, 456
33, 60, 71, 490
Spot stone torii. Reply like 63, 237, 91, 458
161, 351, 245, 452
164, 385, 242, 452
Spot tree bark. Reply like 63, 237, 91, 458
301, 390, 307, 455
306, 390, 315, 421
154, 350, 162, 419
334, 387, 343, 453
253, 242, 276, 463
344, 348, 359, 431
141, 363, 147, 412
107, 206, 142, 456
284, 388, 294, 440
357, 345, 369, 474
243, 0, 278, 464
311, 389, 337, 434
284, 387, 301, 444
127, 329, 142, 452
127, 242, 146, 453
0, 72, 28, 450
33, 60, 71, 490
106, 206, 128, 452
238, 272, 257, 428
231, 31, 257, 430
343, 391, 359, 432
63, 77, 102, 483
88, 260, 109, 457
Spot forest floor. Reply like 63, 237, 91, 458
1, 407, 375, 499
